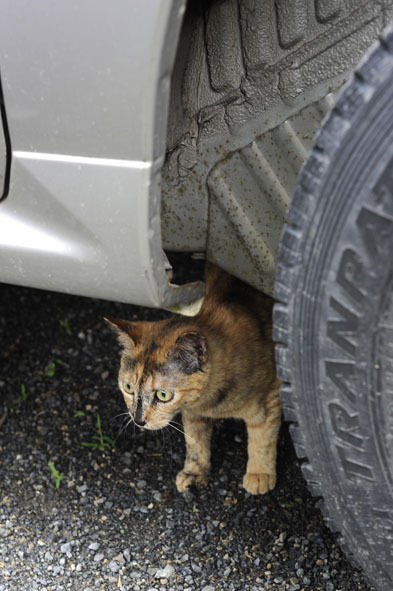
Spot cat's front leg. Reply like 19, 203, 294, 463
176, 410, 213, 493
243, 386, 281, 495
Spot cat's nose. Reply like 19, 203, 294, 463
134, 396, 146, 427
134, 418, 146, 427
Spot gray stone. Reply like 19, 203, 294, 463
108, 560, 119, 573
155, 564, 175, 579
60, 542, 72, 554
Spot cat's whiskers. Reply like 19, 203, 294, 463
114, 414, 132, 441
161, 426, 175, 469
169, 418, 184, 429
111, 411, 130, 422
169, 418, 192, 439
168, 420, 196, 445
123, 416, 134, 434
160, 427, 170, 458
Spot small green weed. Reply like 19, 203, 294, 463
81, 414, 115, 452
59, 319, 72, 335
48, 460, 64, 489
45, 359, 66, 377
17, 383, 28, 403
45, 362, 56, 377
74, 410, 85, 418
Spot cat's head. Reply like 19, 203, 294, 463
106, 317, 209, 430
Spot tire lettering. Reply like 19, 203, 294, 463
336, 445, 374, 482
336, 248, 366, 303
325, 361, 356, 405
327, 297, 358, 356
357, 207, 393, 260
328, 402, 363, 449
324, 203, 393, 485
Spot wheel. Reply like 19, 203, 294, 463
273, 25, 393, 591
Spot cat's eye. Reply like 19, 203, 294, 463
155, 389, 173, 403
123, 382, 133, 394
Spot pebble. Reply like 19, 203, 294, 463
60, 542, 72, 554
108, 560, 119, 573
113, 552, 125, 564
155, 564, 175, 579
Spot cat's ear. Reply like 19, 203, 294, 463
167, 332, 207, 374
104, 317, 146, 351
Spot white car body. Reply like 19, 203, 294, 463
0, 0, 201, 307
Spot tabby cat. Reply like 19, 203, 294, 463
106, 265, 281, 495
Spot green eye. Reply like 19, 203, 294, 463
123, 382, 133, 394
155, 389, 173, 403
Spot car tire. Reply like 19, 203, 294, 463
273, 25, 393, 591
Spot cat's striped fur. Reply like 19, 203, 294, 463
107, 265, 281, 495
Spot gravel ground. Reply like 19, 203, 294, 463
0, 282, 372, 591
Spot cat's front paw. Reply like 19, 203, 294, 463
242, 472, 276, 495
176, 469, 208, 493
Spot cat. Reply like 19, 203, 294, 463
106, 264, 281, 495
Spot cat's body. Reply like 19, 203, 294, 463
107, 265, 281, 495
